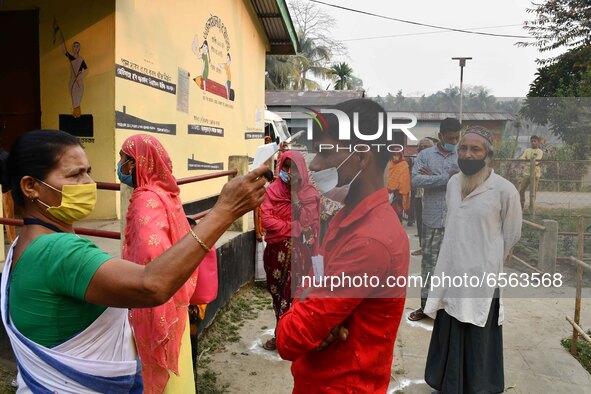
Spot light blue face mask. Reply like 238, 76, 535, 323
117, 160, 134, 187
442, 142, 457, 152
279, 169, 290, 184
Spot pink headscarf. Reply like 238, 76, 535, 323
121, 134, 195, 393
264, 151, 320, 254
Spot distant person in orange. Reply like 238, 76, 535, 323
387, 151, 411, 221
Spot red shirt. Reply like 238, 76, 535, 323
276, 188, 409, 393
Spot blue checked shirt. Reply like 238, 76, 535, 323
411, 146, 459, 229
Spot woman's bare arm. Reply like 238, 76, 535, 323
84, 167, 267, 308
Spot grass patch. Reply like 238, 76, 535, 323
561, 333, 591, 374
0, 364, 16, 394
393, 367, 406, 375
195, 284, 271, 393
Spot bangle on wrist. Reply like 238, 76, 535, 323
189, 228, 211, 252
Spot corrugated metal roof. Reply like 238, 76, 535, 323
266, 90, 366, 106
251, 0, 297, 54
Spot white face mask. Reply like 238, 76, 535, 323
312, 152, 362, 203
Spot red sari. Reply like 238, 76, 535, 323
261, 151, 320, 320
121, 134, 197, 393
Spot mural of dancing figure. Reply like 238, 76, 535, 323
192, 37, 209, 92
64, 42, 88, 118
219, 53, 232, 100
54, 19, 88, 118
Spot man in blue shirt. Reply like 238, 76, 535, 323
408, 118, 460, 321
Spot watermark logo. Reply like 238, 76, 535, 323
304, 107, 328, 132
304, 109, 418, 152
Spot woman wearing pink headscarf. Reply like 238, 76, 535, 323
118, 134, 202, 393
261, 150, 320, 350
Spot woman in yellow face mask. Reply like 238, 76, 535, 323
1, 130, 266, 393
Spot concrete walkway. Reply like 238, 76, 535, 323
208, 223, 591, 393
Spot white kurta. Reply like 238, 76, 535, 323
424, 170, 522, 327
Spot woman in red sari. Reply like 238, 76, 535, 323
118, 134, 199, 393
261, 151, 319, 350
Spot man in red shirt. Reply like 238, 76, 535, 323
276, 99, 409, 393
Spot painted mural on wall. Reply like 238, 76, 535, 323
53, 18, 88, 118
192, 15, 234, 102
114, 0, 266, 183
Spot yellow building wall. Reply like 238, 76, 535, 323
115, 0, 267, 207
0, 0, 117, 219
1, 0, 269, 219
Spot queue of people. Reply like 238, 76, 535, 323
0, 101, 526, 393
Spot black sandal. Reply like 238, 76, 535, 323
408, 308, 426, 321
263, 337, 276, 351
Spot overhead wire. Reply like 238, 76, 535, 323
309, 0, 533, 39
342, 24, 524, 42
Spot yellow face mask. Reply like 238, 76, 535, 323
36, 181, 97, 224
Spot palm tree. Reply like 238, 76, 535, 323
265, 55, 297, 90
294, 31, 331, 90
329, 62, 354, 90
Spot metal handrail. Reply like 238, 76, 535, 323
0, 218, 121, 240
189, 209, 211, 221
176, 170, 237, 185
95, 182, 120, 191
96, 169, 237, 190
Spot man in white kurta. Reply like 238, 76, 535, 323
424, 126, 522, 394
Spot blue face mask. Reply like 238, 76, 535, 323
279, 170, 290, 184
442, 143, 457, 152
117, 161, 134, 187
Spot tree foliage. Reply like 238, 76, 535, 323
328, 62, 354, 90
519, 1, 591, 159
288, 0, 346, 56
519, 0, 591, 62
521, 28, 591, 157
293, 31, 332, 90
265, 0, 362, 91
374, 86, 522, 114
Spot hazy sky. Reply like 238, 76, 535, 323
310, 0, 555, 98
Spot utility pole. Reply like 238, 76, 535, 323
452, 57, 472, 124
